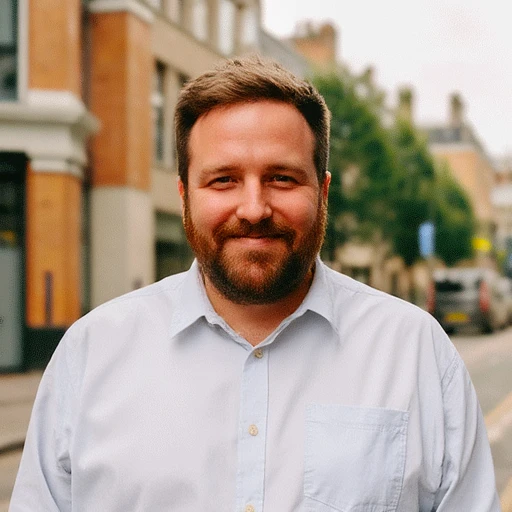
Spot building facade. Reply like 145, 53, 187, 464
492, 156, 512, 276
424, 93, 497, 266
287, 21, 337, 71
0, 0, 308, 370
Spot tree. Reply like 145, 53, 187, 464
314, 72, 397, 260
314, 70, 475, 268
433, 163, 475, 265
388, 120, 436, 265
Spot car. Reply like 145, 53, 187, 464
427, 267, 509, 334
497, 276, 512, 326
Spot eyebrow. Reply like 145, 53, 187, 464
197, 163, 313, 181
265, 164, 312, 180
197, 165, 240, 181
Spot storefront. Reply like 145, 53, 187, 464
0, 153, 25, 370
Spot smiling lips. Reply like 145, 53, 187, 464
214, 219, 296, 247
227, 235, 284, 247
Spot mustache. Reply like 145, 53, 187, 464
213, 219, 295, 244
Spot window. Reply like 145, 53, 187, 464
0, 0, 18, 101
191, 0, 208, 42
152, 62, 166, 163
218, 0, 236, 55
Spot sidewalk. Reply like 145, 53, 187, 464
0, 371, 42, 511
0, 371, 42, 455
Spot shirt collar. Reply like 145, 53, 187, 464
168, 256, 338, 339
294, 256, 338, 332
168, 260, 214, 338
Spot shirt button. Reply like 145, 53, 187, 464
254, 349, 264, 359
245, 505, 255, 512
248, 424, 259, 436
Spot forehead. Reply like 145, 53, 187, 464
189, 100, 315, 152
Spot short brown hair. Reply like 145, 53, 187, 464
174, 55, 331, 188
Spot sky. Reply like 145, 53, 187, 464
262, 0, 512, 159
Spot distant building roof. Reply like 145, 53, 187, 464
423, 122, 493, 167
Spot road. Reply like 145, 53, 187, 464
452, 325, 512, 510
0, 326, 511, 510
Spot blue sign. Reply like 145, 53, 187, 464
418, 221, 435, 258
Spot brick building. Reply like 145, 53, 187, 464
0, 0, 308, 370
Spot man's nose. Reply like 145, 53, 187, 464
235, 182, 272, 224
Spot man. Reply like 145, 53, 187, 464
11, 56, 499, 511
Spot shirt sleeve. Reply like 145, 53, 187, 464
9, 330, 77, 512
433, 350, 501, 511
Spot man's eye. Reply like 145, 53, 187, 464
210, 176, 234, 186
271, 175, 296, 184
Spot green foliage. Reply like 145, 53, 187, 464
315, 72, 396, 260
388, 120, 436, 265
433, 163, 475, 265
314, 70, 475, 267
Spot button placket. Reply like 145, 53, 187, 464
235, 347, 269, 512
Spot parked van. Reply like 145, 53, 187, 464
428, 268, 509, 334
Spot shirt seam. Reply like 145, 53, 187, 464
55, 329, 78, 474
440, 352, 461, 390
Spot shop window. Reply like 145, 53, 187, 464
0, 0, 18, 101
155, 212, 193, 279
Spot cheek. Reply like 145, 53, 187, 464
188, 194, 233, 231
276, 196, 319, 229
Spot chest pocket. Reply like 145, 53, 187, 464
304, 404, 408, 512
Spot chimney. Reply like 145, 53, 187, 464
397, 87, 413, 124
361, 66, 374, 86
449, 92, 464, 127
319, 23, 337, 62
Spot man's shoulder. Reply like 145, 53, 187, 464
323, 263, 421, 312
69, 270, 189, 338
322, 262, 455, 359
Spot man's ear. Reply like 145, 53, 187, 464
322, 171, 331, 202
177, 177, 185, 216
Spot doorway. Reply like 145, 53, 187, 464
0, 153, 25, 371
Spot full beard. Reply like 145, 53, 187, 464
183, 199, 327, 305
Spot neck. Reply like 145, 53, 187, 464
203, 268, 314, 346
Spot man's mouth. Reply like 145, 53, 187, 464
231, 234, 281, 239
226, 234, 285, 248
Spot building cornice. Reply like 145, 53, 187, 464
0, 90, 98, 129
0, 90, 100, 174
88, 0, 154, 24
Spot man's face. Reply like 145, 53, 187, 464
179, 100, 330, 305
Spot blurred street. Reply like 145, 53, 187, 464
0, 370, 41, 512
1, 328, 511, 510
452, 326, 512, 510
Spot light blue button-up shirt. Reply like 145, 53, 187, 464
10, 259, 499, 511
